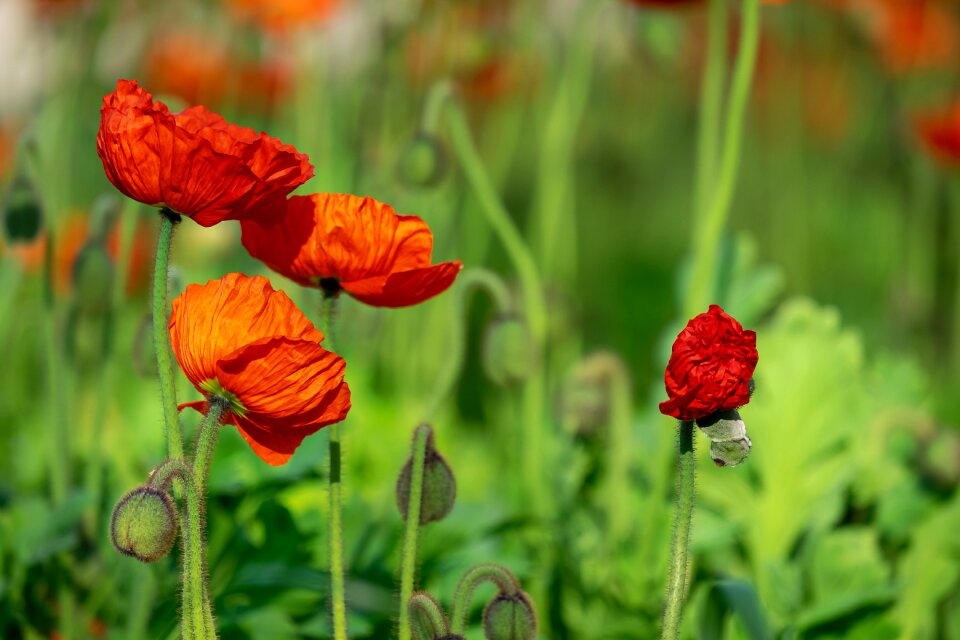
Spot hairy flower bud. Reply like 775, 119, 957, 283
397, 428, 457, 525
110, 485, 178, 562
696, 409, 752, 467
397, 132, 447, 188
483, 590, 538, 640
482, 315, 538, 386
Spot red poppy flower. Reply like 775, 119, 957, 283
240, 193, 462, 308
169, 273, 350, 465
96, 79, 313, 227
659, 305, 758, 422
915, 103, 960, 167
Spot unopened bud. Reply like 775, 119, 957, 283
397, 132, 447, 188
3, 177, 43, 243
397, 427, 457, 525
482, 315, 538, 386
110, 485, 178, 562
696, 409, 752, 467
72, 241, 114, 314
483, 590, 538, 640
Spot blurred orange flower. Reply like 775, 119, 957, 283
96, 79, 313, 227
240, 193, 462, 308
144, 32, 289, 111
915, 102, 960, 167
225, 0, 337, 33
171, 273, 350, 465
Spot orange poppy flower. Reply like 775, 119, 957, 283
96, 79, 313, 227
240, 193, 462, 308
915, 102, 960, 167
224, 0, 337, 33
170, 273, 350, 465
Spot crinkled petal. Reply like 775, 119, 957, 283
341, 261, 462, 308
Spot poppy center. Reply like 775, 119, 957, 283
200, 379, 247, 417
318, 277, 342, 298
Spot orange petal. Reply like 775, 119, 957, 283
341, 261, 462, 308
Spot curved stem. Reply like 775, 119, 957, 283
660, 421, 696, 640
320, 294, 348, 640
445, 98, 551, 519
398, 425, 432, 640
450, 563, 519, 634
182, 400, 225, 640
423, 267, 513, 421
154, 211, 184, 461
685, 0, 761, 319
693, 0, 729, 226
407, 593, 449, 640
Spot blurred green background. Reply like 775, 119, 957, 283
2, 0, 960, 638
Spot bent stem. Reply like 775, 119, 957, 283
660, 421, 696, 640
398, 425, 432, 640
321, 294, 348, 640
408, 593, 449, 640
154, 210, 184, 460
685, 0, 761, 319
449, 563, 519, 634
182, 399, 225, 640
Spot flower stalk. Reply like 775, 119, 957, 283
398, 425, 432, 640
660, 420, 695, 640
449, 563, 519, 635
154, 209, 184, 461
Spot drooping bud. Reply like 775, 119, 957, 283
110, 485, 178, 562
3, 176, 43, 243
695, 409, 752, 467
397, 425, 457, 525
482, 315, 538, 386
483, 590, 538, 640
397, 132, 447, 188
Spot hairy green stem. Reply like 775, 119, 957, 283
660, 421, 696, 640
407, 593, 449, 640
398, 425, 432, 640
693, 0, 729, 225
182, 400, 225, 640
450, 563, 519, 634
154, 211, 184, 461
423, 267, 513, 421
685, 0, 761, 319
320, 294, 348, 640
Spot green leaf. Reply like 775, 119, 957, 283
698, 578, 772, 640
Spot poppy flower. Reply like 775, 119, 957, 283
915, 102, 960, 167
96, 79, 313, 227
240, 193, 462, 308
659, 305, 758, 422
169, 273, 350, 465
224, 0, 338, 33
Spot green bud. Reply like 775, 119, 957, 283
71, 241, 114, 315
482, 315, 538, 386
110, 485, 178, 562
3, 177, 43, 243
483, 590, 538, 640
696, 409, 751, 467
397, 427, 457, 525
397, 132, 447, 188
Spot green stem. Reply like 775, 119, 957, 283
320, 294, 348, 640
445, 98, 551, 517
693, 0, 729, 225
450, 563, 519, 634
660, 421, 696, 640
398, 425, 432, 640
423, 267, 513, 421
407, 593, 449, 640
182, 400, 225, 640
154, 211, 184, 461
685, 0, 761, 319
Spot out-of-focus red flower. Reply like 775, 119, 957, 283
625, 0, 787, 8
144, 32, 289, 111
225, 0, 338, 33
915, 102, 960, 167
171, 273, 350, 465
240, 193, 462, 308
96, 79, 312, 227
0, 125, 14, 179
659, 305, 758, 422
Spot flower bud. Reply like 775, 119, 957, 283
71, 241, 114, 315
110, 485, 178, 562
3, 177, 43, 243
397, 428, 457, 525
397, 132, 447, 188
483, 590, 538, 640
696, 409, 752, 467
482, 315, 538, 386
